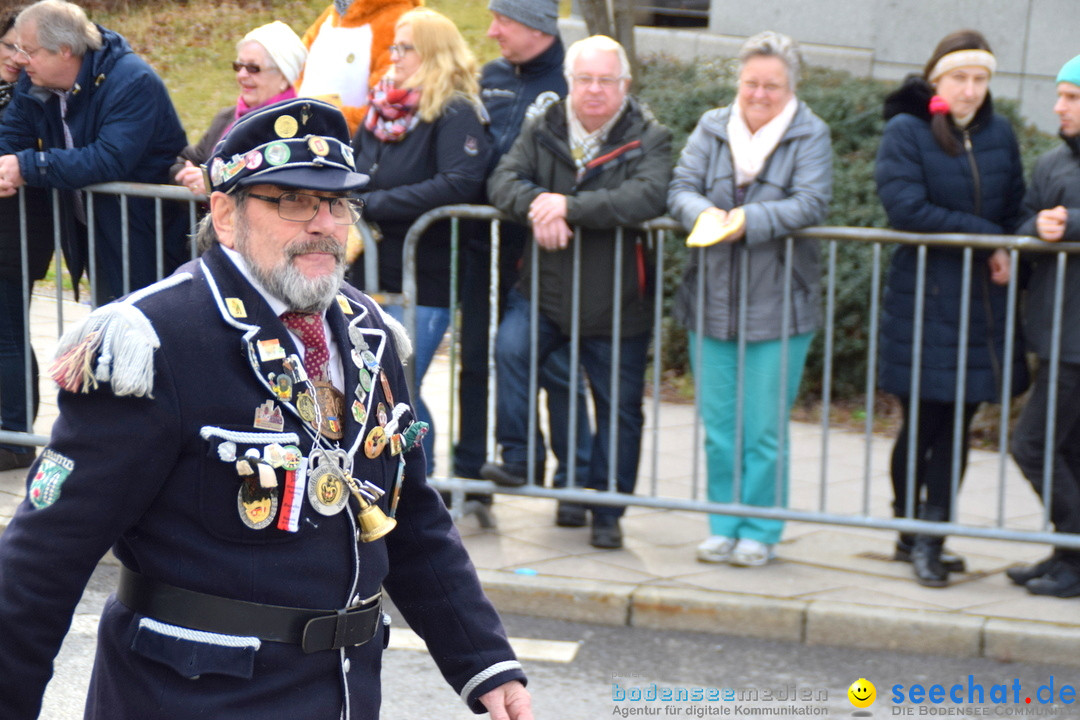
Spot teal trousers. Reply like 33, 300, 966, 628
689, 331, 813, 545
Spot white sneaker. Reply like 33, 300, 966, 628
729, 538, 775, 567
696, 535, 736, 563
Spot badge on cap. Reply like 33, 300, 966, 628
308, 136, 330, 157
265, 142, 291, 166
274, 114, 299, 138
226, 298, 247, 318
245, 150, 264, 170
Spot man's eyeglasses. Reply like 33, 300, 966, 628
12, 44, 45, 61
248, 192, 364, 225
232, 61, 271, 74
571, 74, 623, 89
388, 43, 415, 57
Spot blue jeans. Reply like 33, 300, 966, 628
495, 290, 649, 518
385, 304, 450, 472
454, 238, 590, 483
689, 331, 813, 545
0, 277, 37, 452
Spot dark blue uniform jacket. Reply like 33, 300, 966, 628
0, 244, 524, 719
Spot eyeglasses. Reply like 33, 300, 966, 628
248, 192, 364, 225
388, 43, 415, 57
232, 61, 273, 74
13, 44, 45, 61
741, 81, 787, 94
571, 74, 623, 89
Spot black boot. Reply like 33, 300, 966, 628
911, 506, 949, 587
911, 535, 949, 587
895, 533, 967, 573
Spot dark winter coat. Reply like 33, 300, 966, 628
487, 97, 672, 338
667, 101, 833, 341
0, 26, 189, 301
1015, 133, 1080, 363
351, 96, 491, 307
480, 37, 566, 167
0, 84, 53, 283
0, 244, 524, 719
875, 75, 1028, 403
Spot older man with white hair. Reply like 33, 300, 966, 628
0, 0, 188, 305
486, 35, 672, 549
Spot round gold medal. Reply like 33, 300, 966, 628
274, 114, 298, 138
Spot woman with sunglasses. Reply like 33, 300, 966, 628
173, 21, 306, 195
0, 6, 54, 472
351, 7, 491, 474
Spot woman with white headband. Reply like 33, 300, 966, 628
874, 29, 1029, 588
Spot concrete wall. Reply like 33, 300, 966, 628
565, 0, 1077, 132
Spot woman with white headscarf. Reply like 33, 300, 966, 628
173, 20, 307, 194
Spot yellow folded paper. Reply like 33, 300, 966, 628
686, 208, 745, 247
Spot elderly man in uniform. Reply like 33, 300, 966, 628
0, 0, 188, 305
0, 97, 531, 720
486, 35, 672, 549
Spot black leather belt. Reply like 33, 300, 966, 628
117, 566, 383, 654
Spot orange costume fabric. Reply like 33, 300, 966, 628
297, 0, 423, 134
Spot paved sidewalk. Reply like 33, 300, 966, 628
1, 294, 1078, 669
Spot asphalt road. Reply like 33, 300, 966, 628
38, 563, 1080, 719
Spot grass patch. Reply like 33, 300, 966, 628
82, 0, 573, 140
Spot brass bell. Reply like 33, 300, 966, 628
353, 490, 396, 542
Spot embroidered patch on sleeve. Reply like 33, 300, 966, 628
29, 449, 75, 509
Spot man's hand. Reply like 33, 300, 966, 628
1036, 205, 1068, 242
532, 217, 572, 251
480, 680, 533, 720
0, 155, 25, 197
988, 247, 1011, 286
175, 160, 206, 195
529, 192, 567, 226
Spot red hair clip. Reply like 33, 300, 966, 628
928, 95, 950, 116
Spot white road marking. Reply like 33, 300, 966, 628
388, 628, 580, 663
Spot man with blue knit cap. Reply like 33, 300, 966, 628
1008, 55, 1080, 599
0, 97, 531, 719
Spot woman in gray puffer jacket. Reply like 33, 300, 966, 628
668, 31, 832, 568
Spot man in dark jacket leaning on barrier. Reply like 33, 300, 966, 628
0, 0, 188, 305
1008, 54, 1080, 599
485, 34, 672, 550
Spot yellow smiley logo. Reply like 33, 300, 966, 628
848, 678, 876, 708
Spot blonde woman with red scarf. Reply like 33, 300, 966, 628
351, 7, 491, 473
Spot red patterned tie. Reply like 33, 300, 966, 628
280, 312, 330, 382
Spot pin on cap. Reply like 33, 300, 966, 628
204, 97, 368, 195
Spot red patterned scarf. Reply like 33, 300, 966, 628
364, 78, 421, 142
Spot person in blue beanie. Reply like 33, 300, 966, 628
1007, 53, 1080, 599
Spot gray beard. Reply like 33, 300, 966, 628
234, 217, 345, 313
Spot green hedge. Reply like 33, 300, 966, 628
636, 57, 1057, 402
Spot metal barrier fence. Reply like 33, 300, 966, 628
5, 187, 1080, 551
402, 205, 1080, 551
